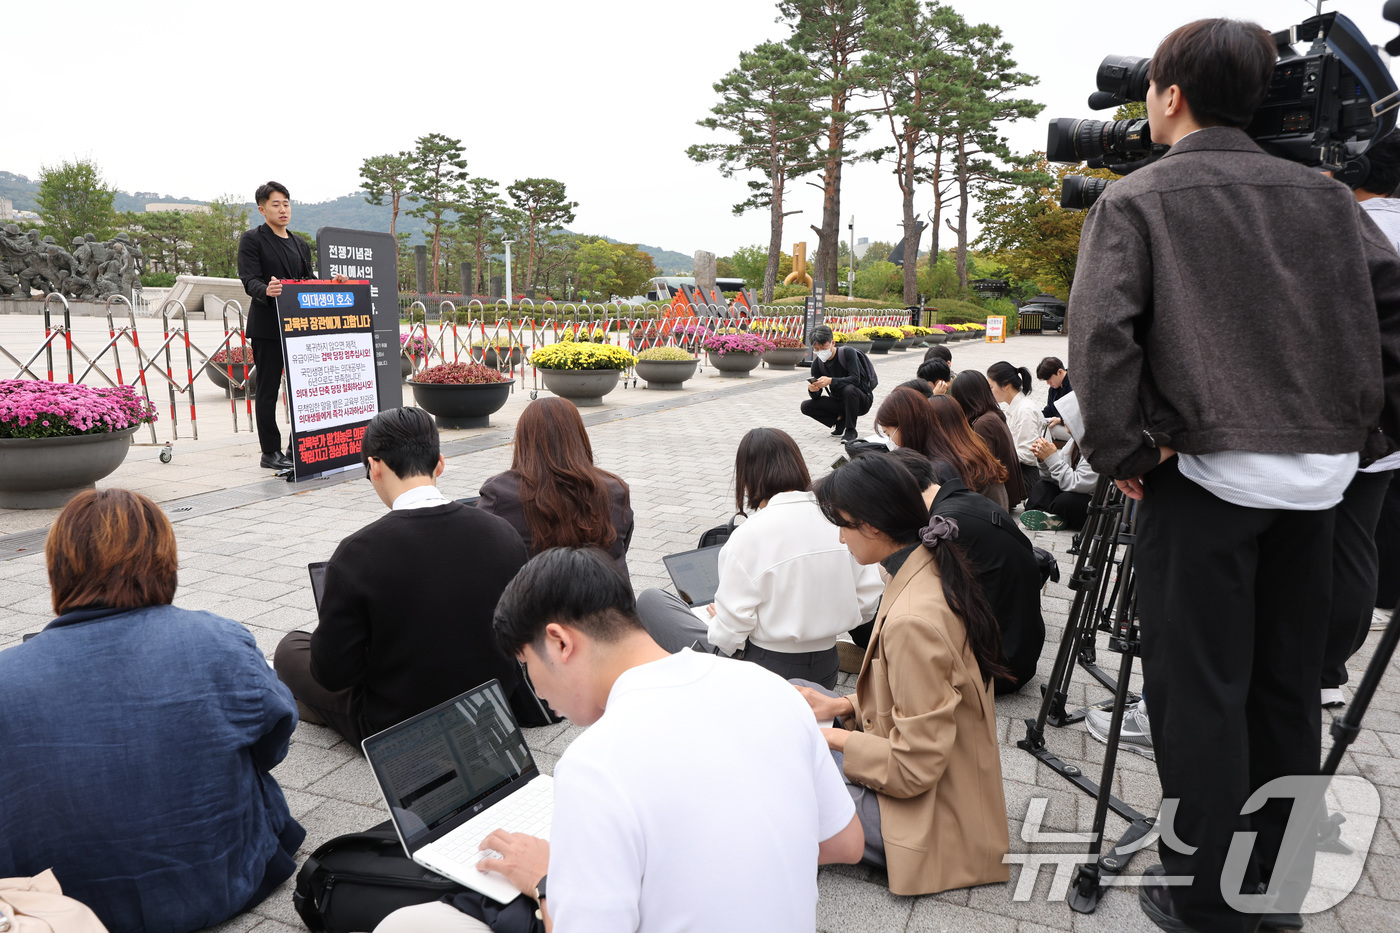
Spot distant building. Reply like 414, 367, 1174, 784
145, 203, 210, 214
853, 237, 870, 260
0, 198, 12, 221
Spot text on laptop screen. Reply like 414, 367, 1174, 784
662, 545, 722, 607
366, 682, 534, 847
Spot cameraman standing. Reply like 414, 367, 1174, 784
1069, 19, 1400, 933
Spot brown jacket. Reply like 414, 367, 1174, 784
843, 545, 1010, 896
1069, 127, 1400, 478
971, 411, 1026, 507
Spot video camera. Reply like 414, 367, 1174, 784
1049, 11, 1400, 210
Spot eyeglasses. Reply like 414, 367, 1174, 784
364, 456, 375, 480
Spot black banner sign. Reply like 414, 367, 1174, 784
317, 227, 403, 412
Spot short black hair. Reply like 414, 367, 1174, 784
1149, 19, 1275, 128
493, 547, 642, 656
898, 378, 934, 398
1353, 132, 1400, 197
888, 447, 938, 490
734, 427, 810, 514
917, 359, 951, 384
256, 181, 290, 206
361, 407, 439, 479
811, 325, 834, 346
1036, 356, 1066, 381
922, 344, 951, 364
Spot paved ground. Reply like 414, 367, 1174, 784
2, 328, 1398, 933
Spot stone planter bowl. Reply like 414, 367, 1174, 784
923, 333, 949, 345
205, 359, 255, 397
867, 337, 897, 354
635, 358, 698, 390
893, 337, 916, 350
471, 346, 524, 370
762, 347, 808, 369
0, 425, 140, 509
401, 354, 414, 379
842, 340, 873, 354
707, 351, 762, 377
408, 379, 512, 429
538, 368, 622, 407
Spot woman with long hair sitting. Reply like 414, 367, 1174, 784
986, 361, 1043, 498
874, 386, 1009, 509
637, 427, 883, 687
479, 397, 635, 585
0, 490, 303, 933
796, 454, 1010, 896
950, 370, 1027, 508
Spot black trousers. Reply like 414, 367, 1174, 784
1026, 479, 1091, 529
250, 337, 285, 455
1136, 458, 1332, 933
801, 384, 871, 433
1376, 473, 1400, 609
1322, 470, 1393, 687
274, 630, 369, 747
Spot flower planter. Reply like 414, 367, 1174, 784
401, 354, 414, 379
923, 333, 949, 345
867, 337, 897, 355
205, 360, 256, 397
707, 351, 762, 377
635, 358, 698, 390
893, 337, 916, 350
471, 346, 524, 370
762, 348, 808, 369
0, 426, 139, 509
538, 368, 622, 407
843, 340, 873, 354
408, 379, 512, 429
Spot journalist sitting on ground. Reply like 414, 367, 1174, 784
0, 489, 304, 933
801, 324, 874, 442
480, 396, 635, 586
275, 407, 539, 746
916, 357, 952, 396
923, 344, 952, 365
889, 448, 1045, 694
987, 361, 1043, 497
1069, 18, 1400, 932
795, 454, 1011, 896
951, 371, 1028, 509
1036, 356, 1072, 422
875, 387, 1010, 509
1021, 391, 1097, 531
375, 547, 865, 933
637, 427, 883, 688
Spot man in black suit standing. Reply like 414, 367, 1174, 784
237, 181, 315, 470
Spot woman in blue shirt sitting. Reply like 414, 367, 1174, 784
0, 489, 304, 933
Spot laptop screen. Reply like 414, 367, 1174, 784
363, 680, 537, 850
662, 545, 723, 607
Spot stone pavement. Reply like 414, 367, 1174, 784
3, 331, 1398, 933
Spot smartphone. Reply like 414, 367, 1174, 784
831, 455, 850, 470
808, 376, 821, 384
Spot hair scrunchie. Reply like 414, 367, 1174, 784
920, 514, 959, 549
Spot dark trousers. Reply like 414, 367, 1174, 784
250, 337, 285, 455
273, 630, 368, 747
1322, 470, 1393, 687
1026, 479, 1091, 529
1376, 474, 1400, 609
1136, 458, 1332, 933
801, 384, 871, 433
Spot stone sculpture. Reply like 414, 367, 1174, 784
0, 227, 146, 299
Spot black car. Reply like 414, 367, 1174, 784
1018, 302, 1065, 334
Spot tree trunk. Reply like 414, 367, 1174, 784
389, 192, 399, 240
765, 164, 784, 303
927, 142, 943, 277
954, 134, 970, 288
473, 239, 485, 296
813, 102, 847, 292
431, 226, 441, 295
526, 225, 538, 293
900, 134, 919, 306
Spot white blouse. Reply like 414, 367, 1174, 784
1002, 391, 1043, 466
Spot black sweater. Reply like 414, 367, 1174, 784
310, 502, 529, 736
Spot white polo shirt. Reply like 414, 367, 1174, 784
546, 651, 854, 932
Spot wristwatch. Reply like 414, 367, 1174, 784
534, 874, 548, 919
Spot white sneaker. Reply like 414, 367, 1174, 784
1084, 700, 1155, 761
1372, 607, 1394, 631
1321, 687, 1347, 709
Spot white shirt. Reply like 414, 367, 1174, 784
390, 485, 450, 510
709, 490, 883, 654
1359, 197, 1400, 474
1177, 451, 1357, 510
1001, 391, 1043, 466
547, 651, 855, 933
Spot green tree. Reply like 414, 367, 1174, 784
507, 178, 578, 293
190, 196, 249, 277
455, 177, 513, 295
687, 41, 825, 302
360, 151, 415, 239
406, 133, 468, 295
779, 0, 871, 292
608, 242, 661, 297
121, 210, 192, 274
728, 244, 770, 289
36, 158, 118, 244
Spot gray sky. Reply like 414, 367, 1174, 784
4, 0, 1396, 257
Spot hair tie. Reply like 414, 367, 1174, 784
920, 514, 959, 549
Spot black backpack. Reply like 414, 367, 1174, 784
293, 820, 464, 933
835, 345, 878, 395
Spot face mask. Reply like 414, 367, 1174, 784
815, 348, 834, 362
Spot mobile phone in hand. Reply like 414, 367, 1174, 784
808, 376, 821, 383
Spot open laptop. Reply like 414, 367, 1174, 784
662, 544, 723, 627
362, 680, 553, 904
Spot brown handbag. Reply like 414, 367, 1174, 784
0, 870, 108, 933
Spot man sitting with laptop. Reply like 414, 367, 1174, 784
374, 547, 864, 932
273, 407, 534, 747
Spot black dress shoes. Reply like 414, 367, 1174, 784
260, 451, 293, 470
1139, 865, 1199, 933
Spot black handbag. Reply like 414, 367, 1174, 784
698, 513, 744, 549
292, 820, 464, 933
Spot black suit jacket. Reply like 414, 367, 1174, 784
237, 223, 315, 339
930, 477, 1045, 693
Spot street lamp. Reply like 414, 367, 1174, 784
848, 215, 855, 299
502, 239, 516, 305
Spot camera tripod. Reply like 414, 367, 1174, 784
1017, 476, 1155, 912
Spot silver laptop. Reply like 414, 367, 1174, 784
662, 544, 723, 608
362, 680, 554, 904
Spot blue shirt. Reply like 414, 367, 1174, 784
0, 604, 303, 933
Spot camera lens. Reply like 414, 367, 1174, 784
1061, 176, 1111, 210
1046, 117, 1153, 163
1097, 54, 1152, 102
